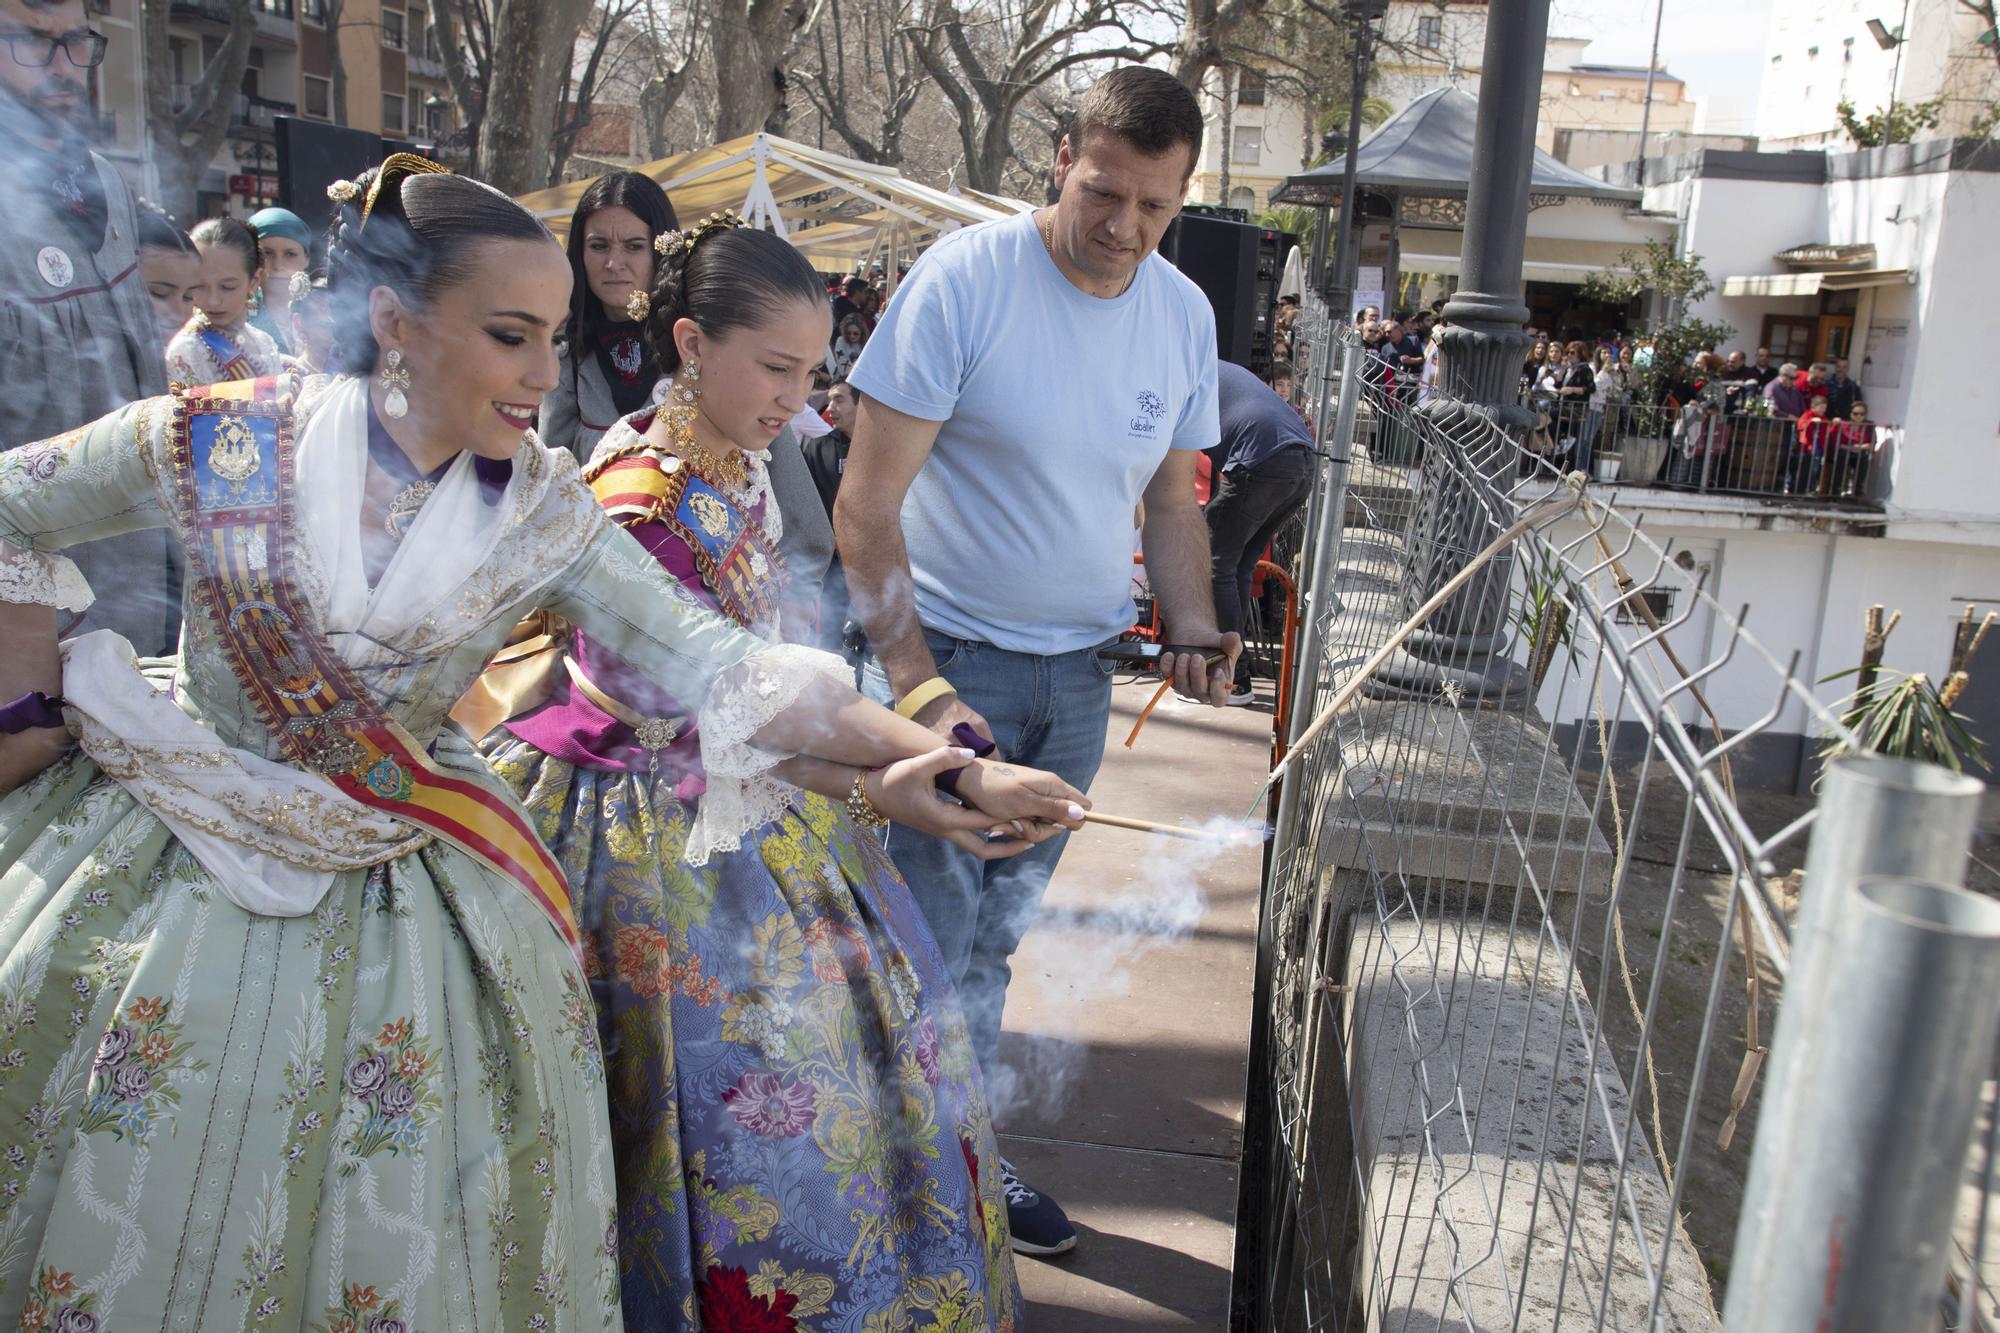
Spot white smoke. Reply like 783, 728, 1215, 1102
984, 815, 1262, 1122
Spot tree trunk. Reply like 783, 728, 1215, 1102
476, 0, 594, 194
640, 66, 693, 160
141, 0, 258, 220
1218, 67, 1233, 207
712, 0, 811, 139
328, 0, 349, 125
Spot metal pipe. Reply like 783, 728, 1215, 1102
1635, 0, 1665, 185
1283, 335, 1362, 753
1323, 18, 1369, 315
1789, 754, 1984, 982
1724, 874, 2000, 1331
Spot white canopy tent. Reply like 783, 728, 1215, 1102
516, 133, 1031, 282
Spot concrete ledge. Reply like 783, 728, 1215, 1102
1342, 909, 1720, 1332
1325, 701, 1614, 895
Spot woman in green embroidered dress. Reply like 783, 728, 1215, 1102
0, 158, 1085, 1332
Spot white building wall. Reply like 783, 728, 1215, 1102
1758, 0, 2000, 147
1533, 523, 2000, 786
1873, 169, 2000, 523
1758, 0, 1900, 148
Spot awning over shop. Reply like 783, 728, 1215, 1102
515, 133, 1031, 272
1396, 233, 1639, 284
1719, 268, 1914, 297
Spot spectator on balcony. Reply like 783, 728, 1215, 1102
1794, 392, 1832, 496
0, 0, 179, 654
1825, 356, 1864, 420
1554, 339, 1594, 466
1719, 349, 1760, 413
1582, 346, 1622, 476
1520, 337, 1548, 395
1803, 362, 1829, 402
1751, 345, 1779, 388
1763, 362, 1808, 418
245, 205, 311, 353
1826, 401, 1879, 499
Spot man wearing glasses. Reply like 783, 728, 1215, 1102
0, 0, 179, 656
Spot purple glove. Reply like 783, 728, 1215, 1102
0, 691, 64, 733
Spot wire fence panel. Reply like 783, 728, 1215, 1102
1233, 297, 1994, 1332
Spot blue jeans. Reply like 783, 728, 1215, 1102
863, 629, 1117, 1082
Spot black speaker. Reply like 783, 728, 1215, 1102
275, 118, 421, 254
1162, 214, 1290, 374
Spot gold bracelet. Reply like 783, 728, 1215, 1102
893, 676, 957, 720
846, 770, 890, 831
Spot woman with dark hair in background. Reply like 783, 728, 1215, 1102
165, 215, 286, 384
541, 170, 678, 462
476, 215, 1027, 1332
0, 157, 1078, 1330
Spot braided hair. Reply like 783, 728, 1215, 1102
322, 159, 555, 375
643, 222, 825, 375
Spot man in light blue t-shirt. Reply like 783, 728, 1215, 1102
838, 66, 1234, 1258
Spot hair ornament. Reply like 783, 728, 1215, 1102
356, 152, 450, 232
326, 179, 361, 204
653, 209, 744, 259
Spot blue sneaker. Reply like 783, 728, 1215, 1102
1000, 1158, 1077, 1256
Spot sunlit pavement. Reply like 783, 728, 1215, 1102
994, 678, 1275, 1327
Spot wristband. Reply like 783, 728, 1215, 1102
894, 676, 957, 720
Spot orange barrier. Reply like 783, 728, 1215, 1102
1124, 551, 1302, 763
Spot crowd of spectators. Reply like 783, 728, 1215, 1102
1515, 334, 1878, 502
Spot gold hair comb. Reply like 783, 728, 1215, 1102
362, 153, 456, 231
653, 209, 744, 258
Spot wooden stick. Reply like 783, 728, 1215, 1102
1082, 810, 1257, 844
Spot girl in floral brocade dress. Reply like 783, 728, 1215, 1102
477, 220, 1027, 1333
0, 160, 1081, 1332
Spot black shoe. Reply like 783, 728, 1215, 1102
1000, 1158, 1077, 1256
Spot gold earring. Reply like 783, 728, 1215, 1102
379, 348, 411, 419
674, 360, 700, 403
625, 289, 650, 321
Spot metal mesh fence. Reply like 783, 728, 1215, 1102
1233, 295, 1999, 1331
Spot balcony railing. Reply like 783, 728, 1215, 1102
407, 52, 446, 80
1532, 397, 1893, 507
1354, 377, 1895, 509
230, 92, 297, 131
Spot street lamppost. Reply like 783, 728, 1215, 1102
1867, 3, 1911, 130
1378, 0, 1554, 704
1317, 0, 1388, 317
